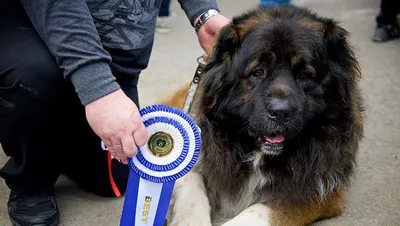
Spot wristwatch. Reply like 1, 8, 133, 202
195, 9, 221, 34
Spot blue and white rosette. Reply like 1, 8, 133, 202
120, 104, 201, 226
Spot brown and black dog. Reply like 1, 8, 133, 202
163, 6, 364, 226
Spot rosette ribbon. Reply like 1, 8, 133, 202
114, 104, 201, 226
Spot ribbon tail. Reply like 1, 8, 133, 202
120, 171, 139, 226
154, 181, 175, 226
120, 171, 174, 226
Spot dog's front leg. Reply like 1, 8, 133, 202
221, 187, 348, 226
221, 203, 272, 226
169, 171, 212, 226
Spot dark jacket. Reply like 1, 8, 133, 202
19, 0, 219, 105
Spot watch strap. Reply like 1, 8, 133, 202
195, 9, 221, 34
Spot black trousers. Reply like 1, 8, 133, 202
376, 0, 400, 25
0, 1, 137, 197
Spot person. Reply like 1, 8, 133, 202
372, 0, 400, 42
157, 0, 173, 34
260, 0, 292, 7
0, 0, 230, 225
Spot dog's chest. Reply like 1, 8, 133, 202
206, 157, 274, 224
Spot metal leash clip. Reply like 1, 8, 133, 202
182, 55, 208, 114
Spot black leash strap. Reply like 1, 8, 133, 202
182, 55, 207, 114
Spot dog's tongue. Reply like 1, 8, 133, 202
265, 133, 285, 143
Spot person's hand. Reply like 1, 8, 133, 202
85, 89, 147, 164
196, 14, 231, 56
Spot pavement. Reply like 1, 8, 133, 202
0, 0, 399, 225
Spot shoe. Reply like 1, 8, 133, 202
8, 190, 60, 226
156, 16, 172, 34
372, 21, 400, 42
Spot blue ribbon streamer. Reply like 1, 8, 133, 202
120, 172, 175, 226
119, 105, 201, 226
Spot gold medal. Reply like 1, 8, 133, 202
148, 131, 174, 157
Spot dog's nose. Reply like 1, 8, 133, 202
267, 98, 293, 121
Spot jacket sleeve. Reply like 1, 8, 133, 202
19, 0, 120, 105
177, 0, 220, 26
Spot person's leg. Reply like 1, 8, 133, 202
0, 1, 72, 225
260, 0, 292, 7
376, 0, 400, 25
1, 0, 153, 224
60, 107, 131, 198
373, 0, 400, 42
159, 0, 171, 17
0, 1, 132, 225
60, 77, 135, 198
156, 0, 172, 34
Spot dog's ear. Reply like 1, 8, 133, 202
198, 22, 241, 117
209, 22, 241, 62
321, 19, 362, 119
322, 19, 360, 80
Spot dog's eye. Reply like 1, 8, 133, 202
251, 69, 265, 77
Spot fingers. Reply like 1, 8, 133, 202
121, 134, 138, 158
105, 121, 147, 165
102, 138, 113, 153
103, 139, 120, 163
110, 136, 127, 164
134, 122, 148, 147
118, 123, 147, 162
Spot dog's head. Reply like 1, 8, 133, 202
198, 7, 360, 156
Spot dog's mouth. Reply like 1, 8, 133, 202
248, 130, 286, 156
258, 132, 285, 144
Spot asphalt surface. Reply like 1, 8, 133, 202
0, 0, 399, 225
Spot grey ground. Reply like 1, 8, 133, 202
0, 0, 399, 225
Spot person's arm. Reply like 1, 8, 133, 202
177, 0, 220, 27
19, 0, 147, 164
19, 0, 120, 106
178, 0, 231, 56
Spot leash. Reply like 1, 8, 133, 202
182, 55, 208, 114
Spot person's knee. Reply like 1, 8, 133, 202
92, 180, 128, 198
92, 161, 129, 198
96, 182, 128, 198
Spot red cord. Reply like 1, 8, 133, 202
108, 152, 122, 197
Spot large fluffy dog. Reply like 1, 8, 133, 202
163, 6, 364, 226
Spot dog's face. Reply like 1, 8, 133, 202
231, 17, 329, 156
199, 7, 359, 156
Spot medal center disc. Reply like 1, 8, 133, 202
148, 131, 174, 157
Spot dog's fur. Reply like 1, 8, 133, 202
163, 6, 364, 226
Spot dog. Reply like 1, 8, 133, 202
162, 6, 364, 226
